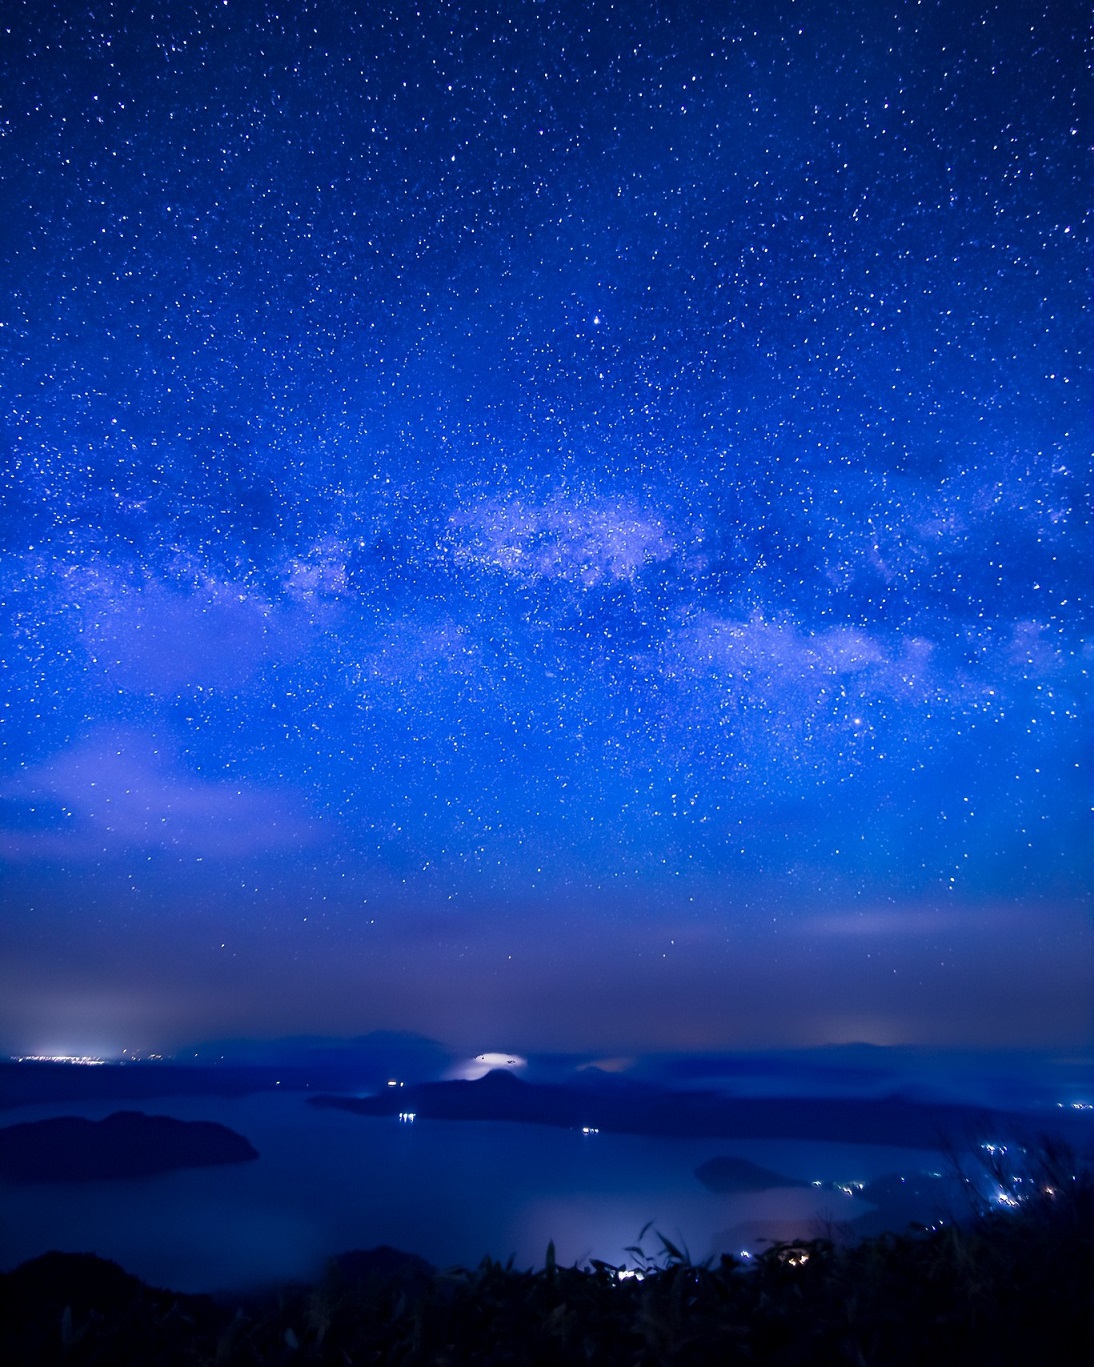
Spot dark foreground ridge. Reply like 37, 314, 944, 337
0, 1111, 258, 1182
0, 1166, 1090, 1367
310, 1067, 1083, 1148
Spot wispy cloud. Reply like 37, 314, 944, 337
0, 729, 321, 862
669, 613, 939, 702
71, 570, 306, 693
282, 538, 352, 601
802, 905, 1042, 938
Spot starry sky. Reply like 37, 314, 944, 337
0, 0, 1089, 1059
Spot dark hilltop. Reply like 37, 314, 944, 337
0, 1111, 257, 1183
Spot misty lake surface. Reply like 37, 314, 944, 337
0, 1092, 944, 1293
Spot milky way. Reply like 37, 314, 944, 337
0, 0, 1088, 1054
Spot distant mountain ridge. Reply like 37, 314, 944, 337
0, 1032, 451, 1111
309, 1068, 1087, 1148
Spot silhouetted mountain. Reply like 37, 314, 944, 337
310, 1069, 1090, 1148
0, 1035, 451, 1112
0, 1110, 258, 1182
646, 1045, 1093, 1111
0, 1251, 223, 1363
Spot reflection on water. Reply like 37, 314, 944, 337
0, 1093, 943, 1293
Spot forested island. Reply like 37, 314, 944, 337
0, 1111, 258, 1182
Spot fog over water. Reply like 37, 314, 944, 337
0, 1092, 943, 1293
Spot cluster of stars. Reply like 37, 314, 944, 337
0, 0, 1087, 1050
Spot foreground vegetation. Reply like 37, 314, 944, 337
1, 1153, 1090, 1366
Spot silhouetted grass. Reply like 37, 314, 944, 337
1, 1144, 1090, 1366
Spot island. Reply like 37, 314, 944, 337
695, 1155, 808, 1193
309, 1067, 1083, 1150
0, 1110, 258, 1182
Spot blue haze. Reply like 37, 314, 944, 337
0, 1092, 941, 1293
0, 0, 1089, 1056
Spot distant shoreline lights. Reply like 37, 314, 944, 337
13, 1055, 106, 1066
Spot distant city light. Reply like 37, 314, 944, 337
15, 1055, 105, 1065
398, 1111, 416, 1123
581, 1126, 599, 1135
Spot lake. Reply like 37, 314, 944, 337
0, 1091, 945, 1293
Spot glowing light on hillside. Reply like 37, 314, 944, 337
448, 1052, 528, 1081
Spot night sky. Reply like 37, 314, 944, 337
0, 0, 1089, 1059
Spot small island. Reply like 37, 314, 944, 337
0, 1110, 258, 1182
695, 1155, 808, 1193
695, 1153, 970, 1236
